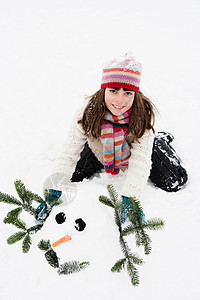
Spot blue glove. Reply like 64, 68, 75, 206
36, 189, 62, 222
120, 196, 145, 224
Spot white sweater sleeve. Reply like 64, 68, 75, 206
51, 108, 87, 191
120, 129, 154, 203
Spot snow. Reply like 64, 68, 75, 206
0, 0, 200, 299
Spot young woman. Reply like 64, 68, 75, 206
36, 52, 155, 223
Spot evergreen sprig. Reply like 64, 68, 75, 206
45, 249, 60, 268
38, 239, 90, 275
99, 195, 115, 208
5, 217, 43, 253
99, 184, 143, 285
0, 180, 42, 217
22, 234, 32, 253
4, 216, 27, 231
7, 231, 27, 245
58, 261, 90, 275
38, 239, 51, 251
124, 197, 164, 255
0, 192, 22, 206
107, 184, 118, 203
14, 180, 45, 206
0, 180, 61, 253
111, 258, 126, 273
99, 184, 165, 286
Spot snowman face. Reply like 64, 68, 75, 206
37, 182, 121, 268
51, 212, 86, 247
40, 199, 90, 262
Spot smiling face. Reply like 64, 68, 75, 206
104, 87, 135, 116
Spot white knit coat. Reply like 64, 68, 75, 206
52, 106, 154, 203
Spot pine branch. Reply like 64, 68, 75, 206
114, 200, 125, 211
0, 192, 22, 206
122, 224, 137, 236
4, 216, 27, 231
14, 180, 27, 204
79, 262, 90, 271
126, 259, 140, 286
99, 184, 165, 285
13, 180, 42, 216
58, 261, 90, 275
38, 239, 59, 268
111, 258, 126, 273
129, 254, 144, 265
129, 217, 152, 255
22, 203, 38, 216
38, 239, 51, 252
0, 180, 61, 254
112, 192, 141, 285
27, 224, 43, 235
4, 207, 22, 220
38, 240, 90, 275
128, 197, 144, 225
107, 184, 118, 204
114, 209, 122, 230
25, 190, 45, 205
142, 219, 165, 230
99, 195, 115, 208
127, 200, 164, 252
99, 185, 142, 285
126, 199, 152, 255
119, 234, 132, 258
7, 231, 26, 245
140, 233, 152, 255
22, 234, 32, 253
3, 208, 27, 231
45, 249, 60, 268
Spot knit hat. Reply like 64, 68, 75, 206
101, 52, 142, 91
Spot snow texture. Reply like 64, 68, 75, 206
0, 0, 200, 299
102, 51, 142, 71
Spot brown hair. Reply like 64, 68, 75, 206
78, 88, 155, 142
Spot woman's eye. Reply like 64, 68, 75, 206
126, 92, 133, 96
75, 218, 86, 231
109, 89, 116, 93
55, 212, 66, 224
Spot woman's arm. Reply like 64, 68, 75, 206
51, 108, 87, 191
120, 129, 154, 204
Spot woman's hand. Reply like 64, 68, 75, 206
120, 195, 145, 224
35, 189, 62, 223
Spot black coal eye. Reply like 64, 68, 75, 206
75, 218, 86, 231
55, 212, 66, 224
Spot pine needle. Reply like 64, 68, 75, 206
111, 258, 126, 273
22, 234, 32, 253
38, 239, 51, 251
45, 249, 60, 268
99, 195, 115, 208
7, 231, 26, 245
142, 219, 165, 230
58, 261, 90, 275
0, 192, 22, 206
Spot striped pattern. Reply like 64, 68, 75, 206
101, 54, 142, 91
101, 109, 132, 175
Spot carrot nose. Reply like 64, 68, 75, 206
52, 234, 72, 247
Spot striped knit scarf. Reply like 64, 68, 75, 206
100, 109, 132, 175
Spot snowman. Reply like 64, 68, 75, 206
37, 174, 125, 276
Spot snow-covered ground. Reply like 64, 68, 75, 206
0, 0, 200, 299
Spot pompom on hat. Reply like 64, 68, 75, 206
101, 52, 142, 91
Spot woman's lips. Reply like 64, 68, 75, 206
112, 104, 125, 109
